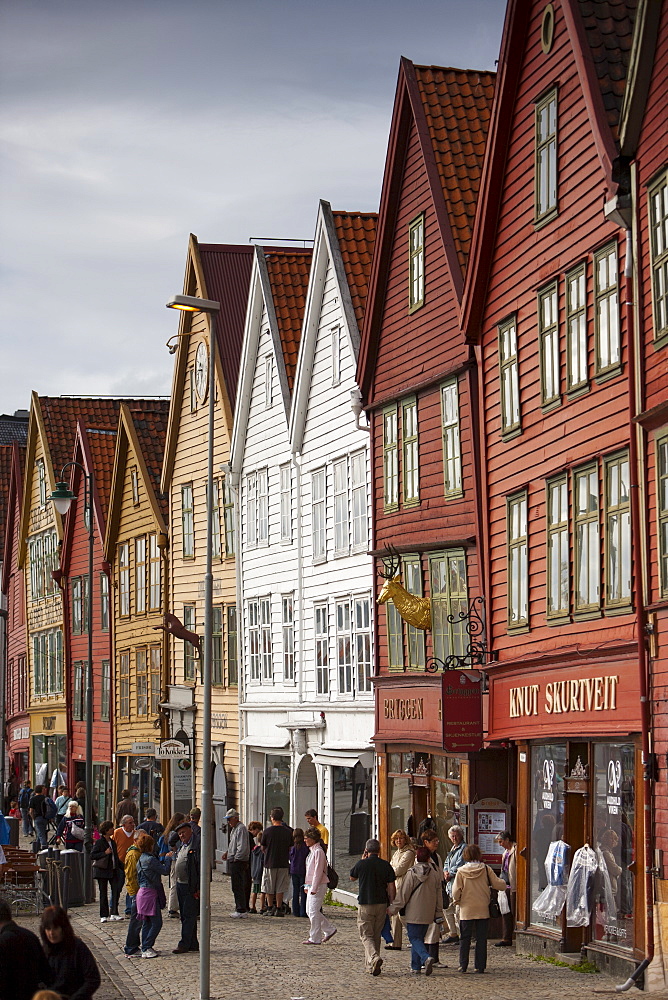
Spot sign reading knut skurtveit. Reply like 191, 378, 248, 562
156, 738, 192, 759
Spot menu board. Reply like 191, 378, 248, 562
472, 798, 509, 864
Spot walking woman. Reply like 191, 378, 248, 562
40, 905, 101, 1000
91, 821, 124, 923
386, 829, 416, 951
387, 846, 444, 975
56, 801, 85, 852
158, 812, 185, 917
452, 843, 507, 974
303, 827, 336, 945
126, 834, 171, 958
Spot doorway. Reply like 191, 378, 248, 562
295, 755, 317, 829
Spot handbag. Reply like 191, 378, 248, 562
487, 866, 501, 919
69, 823, 85, 842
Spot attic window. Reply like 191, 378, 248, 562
408, 214, 425, 312
131, 467, 140, 506
541, 3, 555, 54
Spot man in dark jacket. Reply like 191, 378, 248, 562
137, 808, 164, 842
170, 822, 201, 953
0, 899, 52, 1000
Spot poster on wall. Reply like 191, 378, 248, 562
472, 797, 509, 864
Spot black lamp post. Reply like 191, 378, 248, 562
50, 464, 95, 903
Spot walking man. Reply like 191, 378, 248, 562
442, 825, 467, 944
29, 784, 48, 848
304, 809, 329, 852
350, 839, 396, 976
260, 806, 292, 916
222, 808, 251, 917
18, 781, 34, 838
171, 822, 201, 953
113, 814, 137, 915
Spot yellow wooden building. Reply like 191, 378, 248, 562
160, 235, 252, 858
104, 401, 170, 822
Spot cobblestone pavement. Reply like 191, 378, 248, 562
16, 870, 668, 1000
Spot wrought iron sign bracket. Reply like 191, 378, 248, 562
424, 596, 496, 673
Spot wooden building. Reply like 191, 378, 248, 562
105, 402, 170, 823
356, 59, 497, 856
160, 237, 252, 855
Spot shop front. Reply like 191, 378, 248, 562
8, 717, 30, 796
30, 712, 67, 793
488, 655, 643, 977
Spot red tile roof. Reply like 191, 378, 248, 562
198, 244, 254, 404
264, 250, 313, 392
38, 397, 122, 476
332, 212, 378, 329
83, 427, 118, 523
577, 0, 638, 143
126, 402, 170, 520
414, 66, 496, 274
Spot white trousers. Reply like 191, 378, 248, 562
306, 884, 335, 944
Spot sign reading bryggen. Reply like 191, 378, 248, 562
374, 676, 443, 747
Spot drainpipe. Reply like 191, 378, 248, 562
605, 194, 654, 991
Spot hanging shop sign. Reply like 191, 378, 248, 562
374, 676, 443, 747
131, 742, 157, 755
442, 671, 483, 752
156, 737, 192, 759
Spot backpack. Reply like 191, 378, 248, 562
18, 788, 31, 809
44, 797, 58, 821
326, 863, 339, 890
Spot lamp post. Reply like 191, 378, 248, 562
49, 464, 95, 903
166, 292, 220, 1000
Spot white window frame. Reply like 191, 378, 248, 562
546, 476, 569, 618
265, 355, 274, 409
181, 483, 194, 558
315, 604, 329, 696
383, 406, 399, 510
331, 326, 341, 386
333, 457, 349, 556
280, 464, 292, 543
566, 263, 587, 391
538, 283, 560, 406
594, 242, 620, 374
149, 534, 161, 611
409, 213, 425, 311
354, 596, 372, 694
535, 89, 557, 221
604, 451, 631, 608
248, 599, 260, 682
499, 317, 520, 434
507, 493, 529, 628
350, 451, 367, 552
312, 469, 326, 564
258, 468, 269, 546
402, 397, 419, 505
336, 600, 353, 695
441, 380, 462, 496
119, 542, 130, 617
260, 596, 272, 682
135, 536, 146, 615
573, 463, 600, 614
246, 473, 257, 548
649, 172, 668, 340
282, 595, 294, 682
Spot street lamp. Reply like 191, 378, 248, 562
166, 292, 220, 1000
49, 465, 95, 903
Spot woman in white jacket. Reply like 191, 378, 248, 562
303, 828, 336, 945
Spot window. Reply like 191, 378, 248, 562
312, 469, 326, 563
659, 437, 668, 597
535, 89, 557, 221
441, 381, 462, 496
595, 242, 620, 373
131, 467, 140, 505
280, 464, 292, 543
71, 576, 88, 635
383, 406, 399, 510
354, 597, 372, 694
351, 452, 367, 551
573, 465, 600, 612
409, 214, 424, 310
258, 469, 268, 544
336, 601, 353, 694
402, 398, 419, 504
649, 173, 668, 340
149, 534, 161, 611
100, 573, 109, 631
136, 648, 148, 716
333, 458, 348, 555
223, 480, 235, 556
33, 629, 63, 697
227, 605, 238, 686
566, 264, 587, 391
261, 597, 272, 681
119, 651, 130, 718
248, 600, 260, 682
386, 595, 403, 671
546, 477, 569, 618
211, 480, 221, 558
29, 530, 58, 600
150, 647, 161, 714
246, 472, 257, 547
315, 604, 329, 695
404, 556, 426, 669
507, 493, 528, 628
101, 659, 110, 721
189, 368, 197, 412
282, 595, 294, 682
37, 459, 47, 506
605, 452, 631, 607
538, 283, 560, 405
430, 551, 468, 659
119, 542, 130, 616
135, 536, 146, 615
183, 606, 196, 681
73, 662, 83, 721
499, 318, 520, 434
212, 606, 223, 685
331, 326, 341, 385
181, 484, 194, 557
265, 355, 273, 409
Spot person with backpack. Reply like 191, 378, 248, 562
43, 792, 58, 831
29, 784, 49, 848
302, 827, 337, 946
18, 781, 34, 838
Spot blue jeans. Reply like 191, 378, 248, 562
291, 873, 306, 917
406, 923, 430, 971
459, 917, 489, 972
141, 909, 163, 952
124, 897, 142, 954
34, 816, 48, 847
381, 913, 394, 943
176, 882, 199, 951
21, 808, 34, 836
124, 891, 132, 915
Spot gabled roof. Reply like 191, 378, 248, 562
104, 401, 170, 558
290, 201, 377, 449
357, 57, 495, 399
60, 422, 117, 572
461, 0, 638, 341
231, 246, 312, 471
618, 0, 661, 156
1, 442, 25, 594
161, 235, 253, 491
0, 445, 15, 559
0, 413, 28, 446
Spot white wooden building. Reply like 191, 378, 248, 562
231, 205, 377, 895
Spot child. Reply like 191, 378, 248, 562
248, 821, 264, 914
8, 800, 21, 819
289, 827, 309, 918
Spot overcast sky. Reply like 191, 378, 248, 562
0, 0, 504, 415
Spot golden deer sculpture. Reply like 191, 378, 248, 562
377, 548, 431, 630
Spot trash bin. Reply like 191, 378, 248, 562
4, 816, 19, 847
38, 847, 85, 907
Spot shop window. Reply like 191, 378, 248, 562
331, 764, 371, 896
388, 772, 412, 839
265, 755, 290, 822
432, 756, 461, 843
592, 743, 635, 952
529, 743, 566, 930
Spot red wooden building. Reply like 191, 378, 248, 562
462, 0, 649, 978
357, 58, 501, 855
